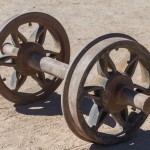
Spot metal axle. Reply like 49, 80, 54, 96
103, 73, 150, 115
28, 53, 68, 79
3, 44, 150, 114
3, 43, 68, 79
117, 87, 150, 115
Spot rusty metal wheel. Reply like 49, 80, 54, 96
62, 35, 149, 144
0, 12, 70, 104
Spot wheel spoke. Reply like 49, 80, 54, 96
125, 54, 138, 77
124, 111, 138, 132
18, 31, 28, 43
83, 75, 106, 104
87, 75, 108, 88
84, 86, 103, 93
38, 72, 45, 81
31, 72, 49, 88
140, 62, 149, 83
87, 104, 109, 131
38, 72, 51, 83
97, 61, 106, 77
44, 49, 60, 58
133, 83, 150, 94
85, 93, 101, 101
29, 25, 46, 45
98, 53, 117, 78
98, 58, 109, 78
83, 85, 104, 101
0, 55, 16, 67
111, 108, 128, 127
107, 55, 117, 73
124, 111, 147, 133
11, 33, 20, 47
11, 31, 27, 47
10, 70, 27, 91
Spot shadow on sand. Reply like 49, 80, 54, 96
14, 92, 62, 116
90, 129, 150, 150
14, 92, 150, 150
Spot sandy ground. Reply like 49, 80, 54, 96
1, 0, 150, 149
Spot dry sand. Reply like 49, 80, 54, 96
0, 0, 150, 149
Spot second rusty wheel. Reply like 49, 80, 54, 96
0, 12, 70, 104
62, 35, 149, 144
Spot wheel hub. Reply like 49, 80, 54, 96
103, 73, 134, 113
16, 42, 46, 75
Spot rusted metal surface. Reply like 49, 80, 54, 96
0, 12, 70, 104
0, 12, 150, 145
105, 72, 150, 115
104, 73, 133, 113
62, 35, 150, 144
